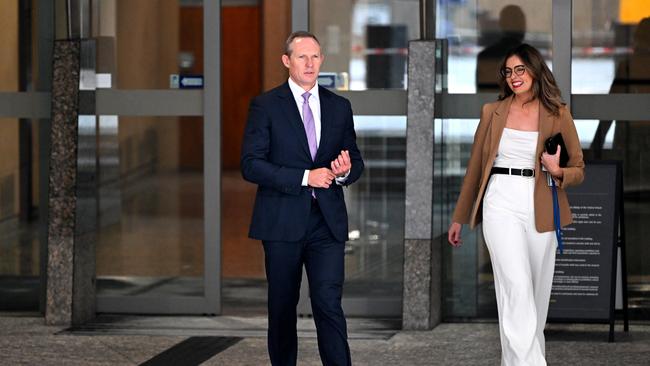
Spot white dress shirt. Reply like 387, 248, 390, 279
287, 78, 348, 186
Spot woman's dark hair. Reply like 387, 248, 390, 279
497, 43, 564, 115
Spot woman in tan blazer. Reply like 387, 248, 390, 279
447, 44, 584, 365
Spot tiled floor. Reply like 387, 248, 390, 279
2, 315, 649, 365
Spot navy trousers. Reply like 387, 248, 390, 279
263, 200, 351, 366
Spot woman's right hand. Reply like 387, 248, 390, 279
448, 222, 462, 247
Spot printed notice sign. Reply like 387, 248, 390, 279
548, 163, 620, 320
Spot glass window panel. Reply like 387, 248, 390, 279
0, 119, 22, 242
436, 0, 552, 94
0, 1, 19, 92
344, 116, 405, 304
0, 118, 43, 312
572, 0, 650, 94
96, 115, 204, 298
310, 0, 420, 90
435, 118, 497, 318
221, 170, 266, 315
0, 1, 46, 311
579, 119, 650, 319
95, 1, 203, 90
1, 0, 43, 91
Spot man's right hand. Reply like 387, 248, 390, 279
308, 168, 336, 188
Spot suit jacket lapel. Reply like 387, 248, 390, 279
315, 86, 332, 163
536, 102, 555, 159
277, 83, 312, 160
490, 95, 513, 157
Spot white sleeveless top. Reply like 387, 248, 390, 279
493, 128, 538, 169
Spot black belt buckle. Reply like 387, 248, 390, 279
521, 168, 534, 177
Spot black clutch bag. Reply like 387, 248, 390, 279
544, 133, 569, 167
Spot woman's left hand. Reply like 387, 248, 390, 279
541, 144, 562, 177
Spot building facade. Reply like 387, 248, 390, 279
1, 0, 649, 325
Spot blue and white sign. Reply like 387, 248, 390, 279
179, 75, 204, 89
317, 72, 348, 90
318, 73, 337, 89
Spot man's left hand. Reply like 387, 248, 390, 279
331, 150, 351, 177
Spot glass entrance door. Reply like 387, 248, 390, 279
0, 0, 53, 313
93, 1, 221, 314
293, 0, 420, 317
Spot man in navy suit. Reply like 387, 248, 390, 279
241, 31, 363, 366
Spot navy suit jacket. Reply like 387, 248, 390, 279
241, 82, 364, 242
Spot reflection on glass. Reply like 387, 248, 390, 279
96, 116, 204, 298
0, 1, 43, 311
436, 119, 497, 318
436, 0, 552, 94
0, 0, 43, 92
310, 0, 420, 90
221, 169, 266, 315
578, 119, 650, 319
580, 12, 650, 315
343, 116, 405, 304
476, 5, 526, 92
0, 117, 42, 311
95, 1, 203, 89
572, 0, 650, 93
0, 4, 19, 92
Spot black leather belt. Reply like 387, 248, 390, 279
490, 167, 535, 177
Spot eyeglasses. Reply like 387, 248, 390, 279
501, 65, 526, 78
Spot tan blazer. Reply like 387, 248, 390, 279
452, 95, 585, 233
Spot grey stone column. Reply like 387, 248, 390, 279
45, 39, 97, 326
402, 41, 439, 330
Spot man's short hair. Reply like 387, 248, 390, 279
284, 31, 321, 56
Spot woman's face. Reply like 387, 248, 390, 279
504, 55, 534, 96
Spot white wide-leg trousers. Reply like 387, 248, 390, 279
482, 174, 557, 366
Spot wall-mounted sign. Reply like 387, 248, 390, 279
170, 74, 204, 89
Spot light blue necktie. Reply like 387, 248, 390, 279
302, 92, 318, 160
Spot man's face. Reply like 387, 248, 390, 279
282, 37, 323, 91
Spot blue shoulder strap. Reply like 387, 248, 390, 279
551, 179, 563, 254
